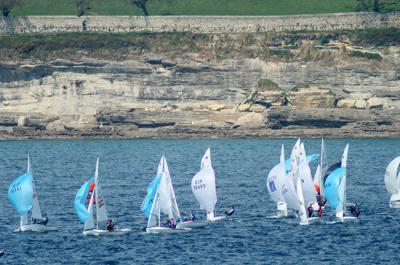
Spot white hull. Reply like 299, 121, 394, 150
207, 215, 226, 222
389, 200, 400, 208
176, 221, 208, 229
300, 217, 321, 225
338, 216, 359, 223
146, 226, 191, 233
83, 228, 131, 236
15, 224, 58, 232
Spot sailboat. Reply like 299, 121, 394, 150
192, 148, 227, 222
74, 158, 131, 236
8, 156, 57, 232
325, 144, 359, 223
267, 145, 292, 217
384, 156, 400, 208
142, 155, 191, 233
282, 141, 320, 225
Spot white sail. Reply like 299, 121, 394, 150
296, 176, 308, 224
84, 187, 95, 231
384, 156, 400, 195
290, 139, 301, 183
299, 143, 307, 163
267, 145, 286, 203
201, 148, 212, 170
191, 166, 217, 212
336, 144, 349, 218
94, 158, 108, 226
313, 164, 321, 191
282, 167, 301, 211
28, 156, 43, 220
298, 159, 316, 206
162, 156, 181, 220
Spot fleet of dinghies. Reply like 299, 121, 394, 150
267, 139, 361, 225
7, 140, 400, 239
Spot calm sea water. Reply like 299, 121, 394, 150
0, 138, 399, 264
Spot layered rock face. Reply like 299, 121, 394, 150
0, 31, 400, 139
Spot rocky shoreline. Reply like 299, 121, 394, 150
1, 30, 400, 139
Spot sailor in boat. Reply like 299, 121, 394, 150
225, 205, 235, 217
106, 219, 115, 232
348, 203, 360, 218
307, 204, 314, 218
316, 192, 327, 208
189, 210, 196, 221
32, 213, 49, 226
169, 218, 177, 229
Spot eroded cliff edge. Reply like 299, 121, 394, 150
0, 29, 400, 139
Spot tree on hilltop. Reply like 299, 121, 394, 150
129, 0, 149, 16
357, 0, 400, 13
75, 0, 91, 17
0, 0, 24, 16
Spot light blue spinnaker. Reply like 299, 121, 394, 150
141, 175, 161, 218
74, 177, 94, 223
324, 167, 345, 209
284, 154, 319, 172
8, 173, 33, 215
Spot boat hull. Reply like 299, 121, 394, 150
176, 221, 208, 229
300, 217, 321, 225
83, 228, 131, 236
338, 216, 359, 223
207, 216, 226, 222
15, 224, 57, 232
389, 200, 400, 208
146, 227, 191, 233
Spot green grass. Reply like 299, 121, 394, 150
10, 0, 358, 16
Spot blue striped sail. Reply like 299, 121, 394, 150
324, 167, 345, 209
141, 175, 161, 218
284, 154, 319, 173
8, 173, 33, 215
74, 177, 94, 223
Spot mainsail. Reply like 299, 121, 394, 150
201, 148, 212, 170
267, 145, 286, 203
384, 156, 400, 195
192, 163, 217, 213
94, 159, 108, 226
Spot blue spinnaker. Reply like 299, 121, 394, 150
74, 177, 94, 223
284, 154, 319, 172
141, 175, 161, 218
8, 172, 33, 215
324, 167, 345, 209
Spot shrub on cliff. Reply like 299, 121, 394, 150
1, 0, 23, 16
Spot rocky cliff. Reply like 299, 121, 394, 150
1, 29, 400, 139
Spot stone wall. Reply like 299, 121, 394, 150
1, 12, 400, 34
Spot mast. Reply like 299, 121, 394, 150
95, 158, 99, 230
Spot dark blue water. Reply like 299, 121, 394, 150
0, 139, 399, 264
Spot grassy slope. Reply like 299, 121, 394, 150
11, 0, 358, 16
